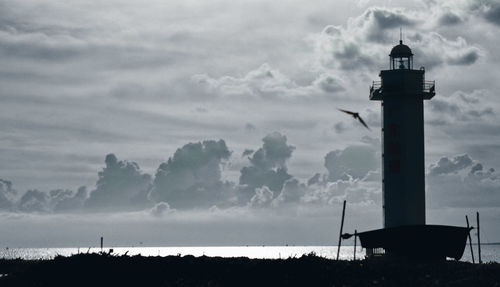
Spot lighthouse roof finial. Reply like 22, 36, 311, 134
390, 28, 413, 58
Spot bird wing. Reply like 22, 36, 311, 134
357, 115, 370, 130
338, 109, 356, 116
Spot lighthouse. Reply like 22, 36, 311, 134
370, 40, 435, 228
353, 40, 471, 261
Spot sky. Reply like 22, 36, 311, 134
1, 0, 500, 247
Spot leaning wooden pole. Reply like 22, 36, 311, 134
465, 215, 475, 264
353, 229, 357, 261
477, 212, 482, 263
336, 200, 347, 260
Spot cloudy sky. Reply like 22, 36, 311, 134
1, 0, 500, 247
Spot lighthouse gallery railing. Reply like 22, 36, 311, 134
370, 81, 435, 93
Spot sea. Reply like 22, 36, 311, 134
0, 245, 498, 262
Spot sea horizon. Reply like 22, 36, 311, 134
1, 245, 498, 263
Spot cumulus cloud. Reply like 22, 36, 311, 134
291, 138, 382, 207
242, 136, 382, 208
150, 140, 234, 209
429, 154, 473, 175
243, 139, 382, 209
427, 153, 500, 208
351, 8, 419, 43
313, 7, 481, 73
53, 186, 88, 212
0, 134, 384, 212
85, 154, 153, 211
239, 132, 294, 202
315, 25, 376, 71
272, 178, 307, 206
324, 143, 379, 181
0, 180, 87, 213
17, 189, 48, 213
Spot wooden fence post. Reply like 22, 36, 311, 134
476, 212, 482, 264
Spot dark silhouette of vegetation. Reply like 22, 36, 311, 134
0, 252, 499, 286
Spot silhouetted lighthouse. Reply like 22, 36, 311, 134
356, 40, 470, 261
370, 40, 435, 228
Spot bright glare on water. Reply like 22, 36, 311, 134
0, 245, 498, 262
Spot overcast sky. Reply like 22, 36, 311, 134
1, 0, 500, 247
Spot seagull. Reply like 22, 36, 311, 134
338, 109, 370, 130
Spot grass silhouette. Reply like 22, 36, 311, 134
0, 252, 499, 286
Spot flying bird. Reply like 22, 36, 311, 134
338, 109, 370, 130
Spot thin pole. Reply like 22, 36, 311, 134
477, 212, 482, 263
353, 229, 357, 261
465, 215, 475, 263
100, 236, 103, 253
336, 200, 347, 260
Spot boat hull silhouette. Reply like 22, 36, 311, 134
358, 225, 471, 260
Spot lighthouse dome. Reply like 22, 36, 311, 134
389, 40, 413, 57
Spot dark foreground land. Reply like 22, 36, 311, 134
0, 253, 499, 287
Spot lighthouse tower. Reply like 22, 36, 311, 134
370, 40, 435, 228
357, 40, 470, 261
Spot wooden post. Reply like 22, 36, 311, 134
100, 236, 103, 252
477, 212, 482, 264
336, 200, 347, 260
353, 229, 357, 261
465, 215, 475, 264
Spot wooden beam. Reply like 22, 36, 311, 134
466, 215, 475, 264
336, 200, 347, 260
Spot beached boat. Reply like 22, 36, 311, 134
357, 225, 471, 261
